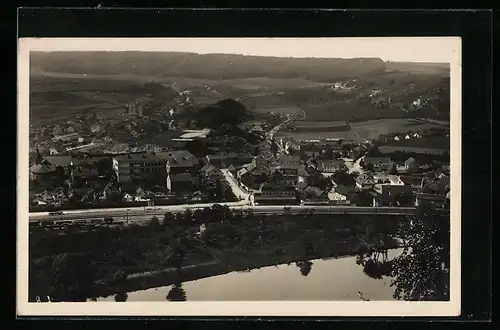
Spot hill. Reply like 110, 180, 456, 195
30, 51, 386, 82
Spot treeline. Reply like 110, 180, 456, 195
31, 51, 386, 82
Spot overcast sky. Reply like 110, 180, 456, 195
22, 37, 460, 63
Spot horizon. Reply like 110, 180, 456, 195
30, 50, 450, 65
22, 37, 460, 63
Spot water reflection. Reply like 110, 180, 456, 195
93, 249, 402, 302
355, 250, 393, 280
295, 260, 313, 277
166, 283, 187, 302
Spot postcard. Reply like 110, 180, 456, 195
17, 37, 461, 317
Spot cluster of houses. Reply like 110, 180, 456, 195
225, 139, 450, 209
356, 156, 450, 208
29, 147, 254, 209
29, 115, 451, 211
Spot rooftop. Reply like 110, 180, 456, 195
113, 153, 163, 162
335, 185, 355, 196
364, 157, 392, 165
43, 155, 73, 167
157, 150, 197, 166
30, 163, 56, 174
261, 182, 296, 192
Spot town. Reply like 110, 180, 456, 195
28, 106, 450, 219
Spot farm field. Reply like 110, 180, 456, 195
247, 106, 305, 117
34, 71, 335, 91
385, 135, 450, 149
377, 145, 448, 155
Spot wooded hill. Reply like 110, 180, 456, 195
30, 51, 386, 82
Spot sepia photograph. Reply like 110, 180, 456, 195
17, 37, 461, 317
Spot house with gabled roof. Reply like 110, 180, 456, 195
356, 173, 376, 190
200, 164, 224, 182
253, 182, 297, 205
316, 159, 346, 174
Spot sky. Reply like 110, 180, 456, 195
21, 37, 460, 63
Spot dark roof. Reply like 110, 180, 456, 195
73, 167, 99, 177
30, 163, 56, 174
278, 154, 301, 163
304, 186, 325, 198
113, 153, 162, 162
356, 173, 374, 184
405, 157, 417, 165
276, 163, 303, 170
417, 193, 447, 201
261, 182, 295, 192
207, 152, 238, 160
400, 176, 424, 187
43, 155, 72, 167
201, 164, 222, 175
157, 150, 197, 166
364, 157, 392, 165
335, 185, 355, 196
295, 181, 309, 190
170, 173, 193, 183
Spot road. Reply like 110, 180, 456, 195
29, 205, 422, 224
220, 169, 254, 205
343, 156, 364, 174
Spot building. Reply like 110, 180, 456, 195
415, 192, 448, 208
329, 185, 356, 205
200, 164, 225, 182
29, 163, 56, 184
41, 155, 73, 173
168, 173, 196, 194
356, 173, 376, 190
205, 152, 253, 169
316, 160, 346, 174
375, 184, 415, 206
400, 176, 425, 192
112, 153, 166, 183
372, 174, 404, 186
397, 157, 419, 175
362, 157, 394, 172
277, 154, 301, 166
274, 163, 302, 177
301, 186, 330, 205
253, 183, 297, 205
157, 150, 199, 175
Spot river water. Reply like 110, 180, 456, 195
94, 249, 401, 302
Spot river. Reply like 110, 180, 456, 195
93, 249, 401, 302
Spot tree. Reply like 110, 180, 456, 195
184, 208, 193, 223
390, 204, 450, 301
149, 216, 161, 230
166, 282, 187, 302
97, 158, 112, 178
163, 212, 175, 226
50, 253, 97, 302
295, 260, 313, 277
185, 139, 210, 157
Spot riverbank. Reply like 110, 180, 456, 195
29, 207, 406, 302
94, 238, 402, 300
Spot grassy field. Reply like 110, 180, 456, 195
34, 72, 335, 91
276, 118, 444, 142
385, 136, 450, 149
